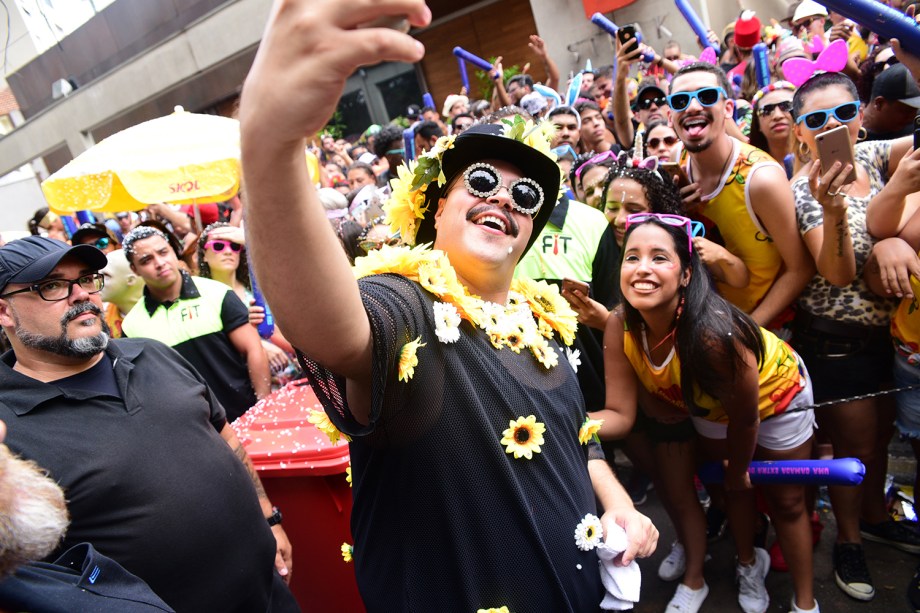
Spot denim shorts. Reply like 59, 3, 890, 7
893, 353, 920, 439
791, 314, 893, 403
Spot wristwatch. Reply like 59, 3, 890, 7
266, 507, 283, 527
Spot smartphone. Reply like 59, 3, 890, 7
660, 162, 691, 188
617, 23, 639, 47
913, 114, 920, 152
815, 125, 857, 185
562, 278, 590, 296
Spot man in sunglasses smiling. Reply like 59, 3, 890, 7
670, 63, 814, 335
240, 1, 659, 609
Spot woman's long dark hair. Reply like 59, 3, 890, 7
197, 222, 251, 291
620, 218, 765, 413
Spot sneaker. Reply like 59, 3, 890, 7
659, 541, 686, 581
789, 597, 820, 613
666, 582, 709, 613
833, 543, 875, 601
860, 519, 920, 554
908, 561, 920, 612
706, 506, 727, 542
694, 475, 711, 509
736, 547, 770, 613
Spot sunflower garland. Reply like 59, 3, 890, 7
477, 608, 510, 613
500, 415, 546, 460
353, 243, 577, 372
341, 542, 354, 563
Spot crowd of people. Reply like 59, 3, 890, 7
2, 0, 920, 611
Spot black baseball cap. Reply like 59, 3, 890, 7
633, 81, 668, 109
71, 222, 116, 246
0, 236, 107, 294
871, 64, 920, 108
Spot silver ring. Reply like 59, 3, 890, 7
826, 189, 840, 197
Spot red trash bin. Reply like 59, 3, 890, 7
233, 380, 364, 612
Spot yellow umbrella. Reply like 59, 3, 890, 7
41, 106, 240, 214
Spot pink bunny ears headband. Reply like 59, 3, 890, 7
782, 39, 848, 87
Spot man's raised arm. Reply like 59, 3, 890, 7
239, 0, 431, 381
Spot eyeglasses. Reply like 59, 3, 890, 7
625, 213, 699, 253
647, 135, 679, 149
204, 240, 242, 253
0, 273, 105, 302
359, 237, 400, 253
92, 237, 111, 250
666, 86, 726, 112
574, 150, 617, 180
795, 101, 860, 130
385, 148, 406, 156
462, 163, 545, 216
636, 96, 668, 110
757, 100, 793, 117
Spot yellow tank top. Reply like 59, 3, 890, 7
622, 323, 806, 424
680, 140, 783, 313
890, 274, 920, 362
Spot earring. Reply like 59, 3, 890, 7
857, 126, 868, 142
797, 140, 810, 160
675, 293, 686, 321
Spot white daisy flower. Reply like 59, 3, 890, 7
574, 513, 604, 551
566, 348, 582, 373
433, 301, 461, 344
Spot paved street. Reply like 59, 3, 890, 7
614, 443, 920, 613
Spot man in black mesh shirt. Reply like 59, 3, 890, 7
241, 1, 659, 611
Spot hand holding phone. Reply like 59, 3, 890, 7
815, 125, 857, 185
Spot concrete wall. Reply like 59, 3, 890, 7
0, 169, 46, 234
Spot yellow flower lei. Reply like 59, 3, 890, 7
383, 116, 560, 245
353, 244, 577, 369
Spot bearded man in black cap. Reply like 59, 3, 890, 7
240, 1, 658, 611
0, 236, 297, 613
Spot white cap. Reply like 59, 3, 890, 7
793, 0, 828, 24
442, 94, 469, 118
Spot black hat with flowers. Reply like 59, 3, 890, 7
384, 117, 562, 255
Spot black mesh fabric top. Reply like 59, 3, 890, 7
302, 273, 606, 612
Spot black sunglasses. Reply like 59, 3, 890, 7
647, 135, 679, 149
757, 100, 793, 117
462, 163, 544, 216
636, 96, 668, 110
873, 56, 900, 72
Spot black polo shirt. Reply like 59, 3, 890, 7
122, 272, 256, 421
0, 339, 277, 613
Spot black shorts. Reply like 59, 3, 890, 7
791, 312, 892, 403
